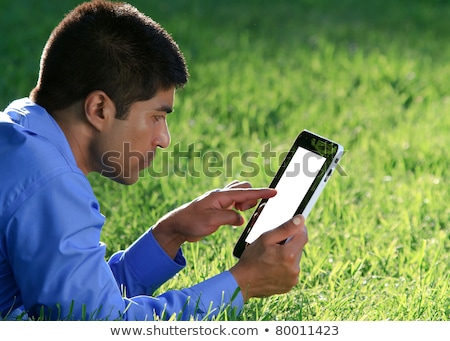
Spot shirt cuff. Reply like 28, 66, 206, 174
123, 229, 186, 292
186, 270, 244, 318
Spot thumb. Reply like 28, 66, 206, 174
262, 214, 305, 244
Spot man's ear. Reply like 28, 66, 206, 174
84, 91, 116, 132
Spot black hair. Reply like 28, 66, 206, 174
30, 0, 189, 118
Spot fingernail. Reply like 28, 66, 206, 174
293, 216, 302, 225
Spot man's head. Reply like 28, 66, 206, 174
30, 0, 188, 118
30, 1, 189, 185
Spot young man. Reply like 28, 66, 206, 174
0, 1, 308, 320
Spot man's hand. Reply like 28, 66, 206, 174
229, 214, 308, 302
152, 180, 277, 258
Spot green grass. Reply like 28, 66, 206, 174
1, 0, 449, 320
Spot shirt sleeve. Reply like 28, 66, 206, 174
108, 229, 186, 296
5, 171, 244, 320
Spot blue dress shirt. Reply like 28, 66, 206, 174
0, 98, 243, 320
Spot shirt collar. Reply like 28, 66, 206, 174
3, 97, 77, 166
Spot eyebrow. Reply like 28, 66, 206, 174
158, 105, 173, 114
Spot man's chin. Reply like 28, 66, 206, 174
103, 172, 140, 185
116, 177, 139, 185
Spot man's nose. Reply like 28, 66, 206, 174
156, 121, 170, 149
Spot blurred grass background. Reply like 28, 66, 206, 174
1, 0, 449, 320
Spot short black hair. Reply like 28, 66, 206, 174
30, 0, 189, 118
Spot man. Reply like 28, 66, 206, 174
0, 0, 308, 320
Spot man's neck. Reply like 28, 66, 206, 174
51, 104, 95, 175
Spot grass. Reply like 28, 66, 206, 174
1, 0, 449, 320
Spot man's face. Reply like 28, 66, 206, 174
100, 87, 175, 184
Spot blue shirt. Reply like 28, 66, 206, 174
0, 98, 243, 320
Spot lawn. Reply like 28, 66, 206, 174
1, 0, 449, 320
